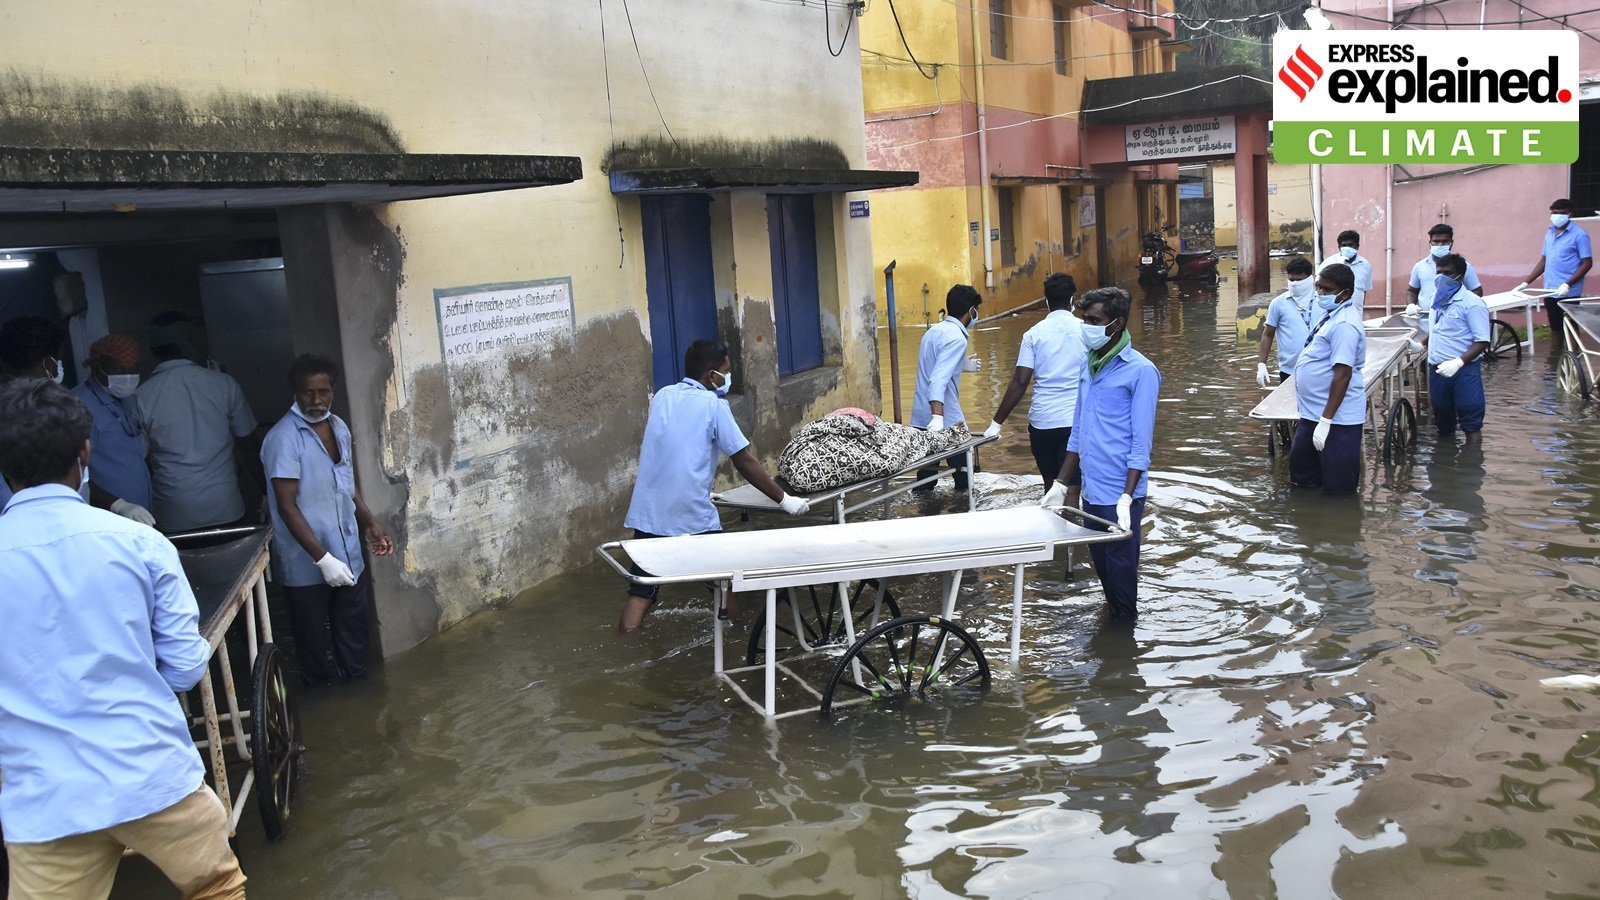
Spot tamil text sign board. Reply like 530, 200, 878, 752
1125, 116, 1236, 162
435, 277, 575, 367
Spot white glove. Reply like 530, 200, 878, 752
1554, 283, 1573, 299
710, 492, 726, 503
1407, 338, 1425, 355
1312, 417, 1333, 452
983, 419, 1002, 439
1514, 281, 1529, 293
779, 493, 810, 516
1255, 363, 1271, 389
961, 355, 982, 373
927, 414, 945, 431
1115, 493, 1133, 531
1040, 481, 1068, 508
109, 498, 156, 526
314, 552, 357, 587
1436, 357, 1464, 378
1402, 303, 1420, 318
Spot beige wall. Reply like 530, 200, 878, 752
2, 1, 883, 650
1211, 161, 1315, 251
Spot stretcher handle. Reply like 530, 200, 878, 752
1044, 504, 1130, 536
594, 542, 728, 586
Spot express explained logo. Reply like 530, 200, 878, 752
1278, 45, 1324, 101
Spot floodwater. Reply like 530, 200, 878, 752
118, 262, 1600, 899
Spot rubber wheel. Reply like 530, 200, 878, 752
746, 580, 901, 667
1485, 319, 1522, 362
819, 614, 991, 717
1266, 420, 1292, 457
251, 643, 304, 841
1557, 350, 1592, 400
1382, 397, 1417, 465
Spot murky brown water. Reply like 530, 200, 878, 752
116, 262, 1600, 899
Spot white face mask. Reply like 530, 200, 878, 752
48, 358, 65, 384
1339, 246, 1358, 260
715, 370, 733, 396
105, 374, 140, 398
290, 397, 331, 424
1288, 278, 1315, 302
1552, 213, 1571, 228
1430, 244, 1451, 258
79, 464, 90, 491
1081, 323, 1111, 351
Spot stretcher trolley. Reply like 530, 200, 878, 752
1249, 327, 1422, 466
598, 505, 1130, 720
1555, 299, 1600, 400
171, 526, 305, 841
712, 431, 998, 667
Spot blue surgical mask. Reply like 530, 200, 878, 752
1339, 246, 1358, 260
105, 374, 139, 399
715, 371, 732, 396
1433, 274, 1463, 308
1430, 244, 1451, 258
1552, 213, 1570, 228
1317, 293, 1343, 311
1081, 323, 1110, 351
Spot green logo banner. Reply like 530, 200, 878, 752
1276, 121, 1578, 164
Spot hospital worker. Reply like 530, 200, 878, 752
0, 379, 246, 900
986, 273, 1086, 486
1517, 198, 1593, 349
262, 354, 393, 684
1318, 230, 1373, 309
1041, 287, 1160, 621
73, 333, 156, 525
1405, 223, 1483, 333
1288, 263, 1367, 495
619, 339, 809, 633
911, 284, 983, 493
1255, 255, 1321, 386
1424, 254, 1492, 446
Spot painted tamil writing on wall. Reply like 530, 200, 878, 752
1125, 116, 1237, 162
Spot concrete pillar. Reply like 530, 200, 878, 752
1234, 114, 1272, 296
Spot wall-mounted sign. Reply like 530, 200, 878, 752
849, 199, 870, 218
990, 229, 1000, 241
1077, 194, 1096, 228
435, 277, 575, 367
1125, 116, 1237, 162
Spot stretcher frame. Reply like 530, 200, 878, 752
1556, 299, 1600, 399
712, 432, 999, 524
598, 505, 1130, 720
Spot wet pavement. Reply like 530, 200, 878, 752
117, 262, 1600, 898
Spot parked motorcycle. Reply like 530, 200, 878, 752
1137, 228, 1220, 286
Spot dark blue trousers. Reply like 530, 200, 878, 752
1429, 360, 1485, 435
1081, 497, 1145, 620
1027, 424, 1072, 487
1288, 419, 1363, 495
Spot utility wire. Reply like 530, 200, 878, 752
620, 0, 679, 150
886, 0, 939, 78
825, 0, 857, 57
597, 0, 625, 268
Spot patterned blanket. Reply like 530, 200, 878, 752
777, 409, 972, 493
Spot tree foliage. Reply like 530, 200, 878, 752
1174, 0, 1305, 70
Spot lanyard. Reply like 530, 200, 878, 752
1304, 302, 1347, 345
88, 382, 141, 438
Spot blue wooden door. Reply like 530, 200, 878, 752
641, 195, 718, 389
767, 195, 823, 376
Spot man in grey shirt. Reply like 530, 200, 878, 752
134, 313, 258, 532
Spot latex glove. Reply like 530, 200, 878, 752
109, 498, 156, 526
983, 419, 1002, 439
1406, 338, 1424, 355
927, 414, 945, 431
1312, 417, 1333, 452
1436, 357, 1464, 378
1115, 493, 1133, 531
1514, 281, 1529, 293
1554, 283, 1573, 299
961, 355, 982, 373
314, 552, 357, 588
1040, 481, 1068, 508
779, 493, 810, 516
1255, 362, 1271, 389
1402, 303, 1420, 318
710, 492, 726, 503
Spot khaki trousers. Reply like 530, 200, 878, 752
5, 786, 246, 900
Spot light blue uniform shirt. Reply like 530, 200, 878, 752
1294, 302, 1367, 426
74, 379, 153, 510
624, 379, 749, 536
1264, 289, 1327, 375
1409, 256, 1482, 310
262, 410, 364, 588
1066, 344, 1160, 505
1542, 223, 1594, 293
1428, 290, 1492, 363
134, 360, 257, 532
910, 316, 970, 428
1016, 310, 1087, 429
1320, 253, 1374, 307
0, 485, 208, 843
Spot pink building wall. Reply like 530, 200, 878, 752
1315, 0, 1600, 313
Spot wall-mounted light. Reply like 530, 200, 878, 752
0, 253, 33, 270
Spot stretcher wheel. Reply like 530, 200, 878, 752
1557, 351, 1592, 400
1485, 319, 1522, 362
1266, 420, 1293, 457
251, 643, 304, 841
819, 614, 991, 717
745, 580, 901, 667
1382, 397, 1417, 465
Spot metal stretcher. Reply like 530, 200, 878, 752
598, 506, 1129, 720
1249, 327, 1422, 465
171, 526, 304, 841
1556, 299, 1600, 400
712, 432, 998, 523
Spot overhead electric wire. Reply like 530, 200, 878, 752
886, 0, 939, 79
620, 0, 679, 150
825, 0, 857, 57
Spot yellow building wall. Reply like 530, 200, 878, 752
869, 187, 974, 325
1211, 161, 1316, 251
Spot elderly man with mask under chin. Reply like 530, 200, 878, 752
261, 353, 393, 685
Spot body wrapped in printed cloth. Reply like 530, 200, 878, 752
777, 409, 972, 493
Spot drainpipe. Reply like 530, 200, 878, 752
970, 0, 994, 290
